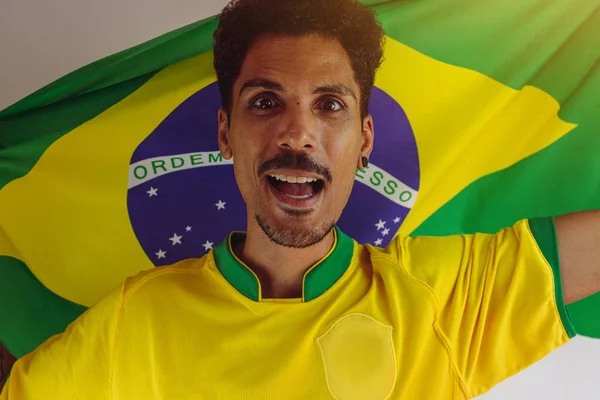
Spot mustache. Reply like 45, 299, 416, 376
257, 151, 332, 183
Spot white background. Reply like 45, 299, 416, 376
1, 0, 599, 398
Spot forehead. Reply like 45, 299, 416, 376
235, 34, 358, 93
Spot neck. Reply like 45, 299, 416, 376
236, 219, 335, 299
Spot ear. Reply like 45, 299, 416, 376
217, 108, 233, 160
357, 114, 375, 170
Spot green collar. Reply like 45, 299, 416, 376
212, 227, 354, 302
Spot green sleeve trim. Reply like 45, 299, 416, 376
528, 217, 577, 339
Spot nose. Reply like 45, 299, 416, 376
276, 105, 318, 152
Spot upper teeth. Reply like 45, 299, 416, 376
269, 174, 317, 183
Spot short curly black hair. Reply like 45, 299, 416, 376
213, 0, 385, 120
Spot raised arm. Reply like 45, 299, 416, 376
400, 218, 578, 397
555, 210, 600, 304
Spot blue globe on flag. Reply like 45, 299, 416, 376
127, 82, 419, 266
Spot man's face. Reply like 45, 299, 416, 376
218, 34, 374, 248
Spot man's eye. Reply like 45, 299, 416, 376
252, 98, 277, 110
320, 99, 343, 112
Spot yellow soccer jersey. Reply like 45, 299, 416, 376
1, 217, 574, 399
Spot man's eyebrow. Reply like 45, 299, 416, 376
312, 84, 357, 100
239, 79, 284, 96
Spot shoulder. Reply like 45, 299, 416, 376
375, 219, 539, 269
360, 233, 461, 269
356, 236, 413, 278
358, 229, 484, 286
122, 253, 212, 298
355, 238, 442, 310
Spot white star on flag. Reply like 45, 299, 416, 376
203, 240, 214, 251
374, 238, 383, 246
169, 233, 183, 246
375, 219, 386, 231
155, 249, 166, 259
185, 226, 192, 232
215, 200, 226, 210
146, 187, 158, 197
382, 228, 390, 236
393, 217, 401, 224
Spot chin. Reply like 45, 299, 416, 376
255, 211, 335, 249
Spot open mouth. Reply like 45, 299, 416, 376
267, 173, 325, 200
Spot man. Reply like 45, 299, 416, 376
1, 0, 599, 398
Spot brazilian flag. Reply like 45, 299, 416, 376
1, 0, 599, 359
